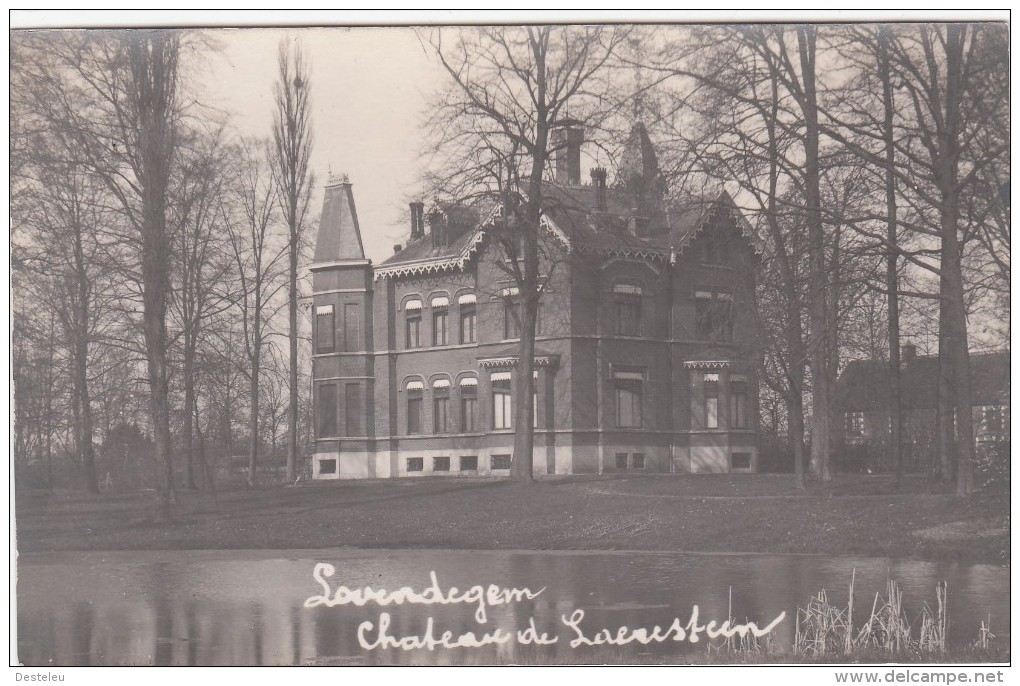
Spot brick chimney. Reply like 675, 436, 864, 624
427, 206, 448, 249
552, 124, 583, 185
409, 202, 425, 241
591, 167, 607, 212
901, 341, 916, 363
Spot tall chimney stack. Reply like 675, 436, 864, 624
591, 167, 608, 212
409, 202, 425, 241
553, 123, 583, 185
901, 340, 916, 363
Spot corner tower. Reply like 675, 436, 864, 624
310, 172, 375, 479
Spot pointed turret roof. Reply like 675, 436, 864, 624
313, 173, 365, 263
620, 122, 659, 182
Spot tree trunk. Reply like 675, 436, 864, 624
75, 335, 99, 494
287, 234, 298, 483
879, 26, 903, 484
511, 290, 538, 482
799, 27, 831, 483
182, 339, 198, 489
247, 348, 261, 487
130, 33, 178, 522
45, 315, 56, 493
939, 24, 976, 496
936, 307, 955, 483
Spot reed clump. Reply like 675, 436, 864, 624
794, 570, 956, 659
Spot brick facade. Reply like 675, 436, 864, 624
311, 130, 762, 479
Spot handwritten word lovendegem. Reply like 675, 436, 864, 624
304, 564, 545, 624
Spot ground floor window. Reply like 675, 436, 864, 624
704, 373, 719, 429
492, 454, 512, 470
615, 452, 628, 470
731, 452, 752, 470
407, 457, 424, 472
319, 458, 337, 475
614, 371, 644, 428
433, 456, 450, 471
730, 377, 749, 429
433, 395, 449, 434
460, 455, 478, 471
845, 411, 865, 438
317, 383, 337, 437
461, 388, 477, 432
632, 453, 645, 469
492, 374, 512, 430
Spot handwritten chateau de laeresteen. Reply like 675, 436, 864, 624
310, 124, 763, 479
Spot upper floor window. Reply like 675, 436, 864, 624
459, 293, 477, 344
404, 298, 422, 349
431, 296, 449, 346
315, 305, 335, 353
344, 383, 362, 436
491, 372, 513, 430
613, 283, 643, 336
695, 290, 734, 342
503, 293, 521, 340
343, 303, 360, 351
701, 230, 726, 265
614, 370, 644, 428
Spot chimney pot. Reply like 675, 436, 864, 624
553, 125, 583, 185
393, 243, 402, 253
591, 167, 608, 212
409, 202, 425, 241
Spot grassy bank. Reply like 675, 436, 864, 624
15, 473, 1007, 563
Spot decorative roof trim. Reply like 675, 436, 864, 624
374, 202, 572, 281
572, 242, 673, 263
373, 205, 502, 281
672, 191, 766, 258
683, 360, 733, 370
478, 354, 560, 369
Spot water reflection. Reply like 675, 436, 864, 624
16, 549, 1009, 665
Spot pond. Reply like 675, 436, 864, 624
15, 549, 1008, 665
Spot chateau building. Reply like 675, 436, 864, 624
310, 125, 763, 479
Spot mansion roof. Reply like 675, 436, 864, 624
374, 184, 761, 280
836, 351, 1010, 411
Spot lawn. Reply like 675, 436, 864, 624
14, 473, 1009, 563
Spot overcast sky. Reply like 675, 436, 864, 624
194, 27, 445, 264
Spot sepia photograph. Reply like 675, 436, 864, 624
9, 11, 1011, 674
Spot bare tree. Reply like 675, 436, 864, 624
226, 140, 288, 487
22, 30, 188, 518
270, 39, 315, 484
169, 124, 234, 490
426, 26, 625, 481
